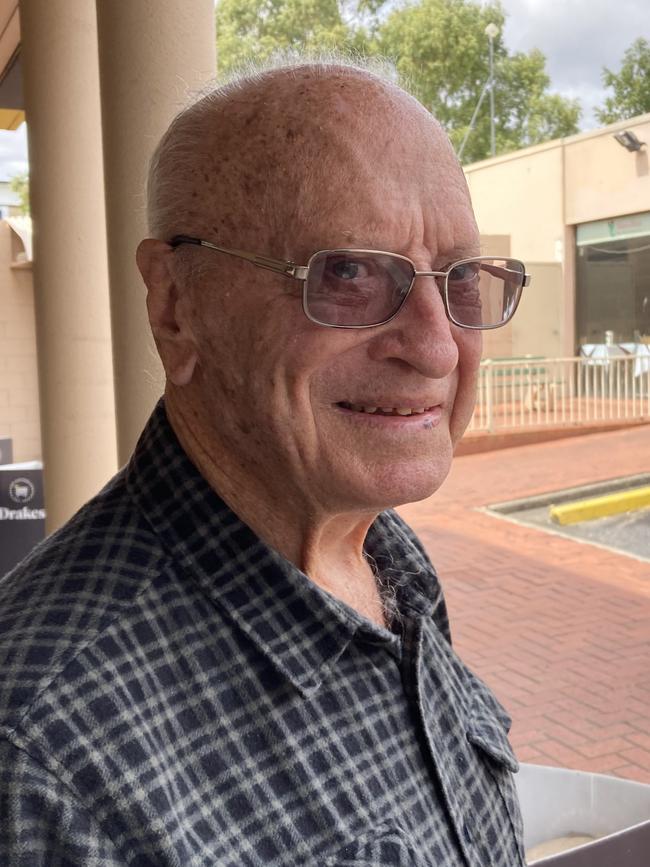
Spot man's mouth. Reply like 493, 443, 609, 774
337, 402, 437, 417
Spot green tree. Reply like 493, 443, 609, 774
595, 38, 650, 124
215, 0, 378, 75
377, 0, 580, 163
215, 0, 581, 163
9, 171, 29, 216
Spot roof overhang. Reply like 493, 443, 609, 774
0, 1, 23, 130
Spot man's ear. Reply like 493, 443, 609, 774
136, 239, 198, 386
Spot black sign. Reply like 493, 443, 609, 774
0, 464, 46, 577
0, 437, 13, 465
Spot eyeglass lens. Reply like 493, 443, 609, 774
306, 252, 413, 327
446, 258, 524, 328
305, 252, 523, 328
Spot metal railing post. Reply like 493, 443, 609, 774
469, 354, 649, 434
485, 360, 495, 432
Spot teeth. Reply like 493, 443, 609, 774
340, 403, 433, 415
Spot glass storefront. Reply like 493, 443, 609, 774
576, 212, 650, 347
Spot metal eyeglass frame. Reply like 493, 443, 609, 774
169, 234, 531, 330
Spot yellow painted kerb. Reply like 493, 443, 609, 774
550, 486, 650, 526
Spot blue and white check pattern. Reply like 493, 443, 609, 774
0, 401, 525, 866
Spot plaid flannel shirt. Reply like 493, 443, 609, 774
0, 401, 525, 866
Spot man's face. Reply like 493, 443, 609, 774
182, 82, 482, 514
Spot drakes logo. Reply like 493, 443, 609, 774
9, 477, 35, 504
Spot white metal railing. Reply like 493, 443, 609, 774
468, 354, 650, 433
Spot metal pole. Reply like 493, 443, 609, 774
489, 35, 495, 156
456, 77, 490, 161
485, 22, 499, 158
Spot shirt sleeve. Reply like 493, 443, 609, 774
0, 736, 124, 866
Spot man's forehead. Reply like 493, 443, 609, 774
336, 228, 479, 257
202, 66, 445, 155
166, 65, 467, 252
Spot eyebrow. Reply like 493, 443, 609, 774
441, 245, 482, 262
326, 239, 481, 263
336, 225, 480, 257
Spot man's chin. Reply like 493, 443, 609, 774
385, 476, 450, 509
348, 457, 453, 512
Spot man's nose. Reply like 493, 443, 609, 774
366, 275, 459, 377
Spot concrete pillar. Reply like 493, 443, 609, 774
20, 0, 117, 533
96, 0, 216, 463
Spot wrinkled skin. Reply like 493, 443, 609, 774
137, 67, 482, 624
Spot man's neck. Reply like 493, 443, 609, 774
165, 391, 388, 628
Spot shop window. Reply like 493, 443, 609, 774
576, 214, 650, 347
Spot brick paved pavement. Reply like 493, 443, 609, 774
399, 424, 650, 783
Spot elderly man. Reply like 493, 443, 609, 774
0, 62, 529, 865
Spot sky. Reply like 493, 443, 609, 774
0, 0, 648, 179
498, 0, 649, 129
0, 121, 27, 183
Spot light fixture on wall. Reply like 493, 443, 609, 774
613, 130, 646, 152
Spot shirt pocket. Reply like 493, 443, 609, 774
466, 692, 526, 864
322, 824, 424, 866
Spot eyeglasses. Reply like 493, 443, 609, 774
170, 234, 530, 330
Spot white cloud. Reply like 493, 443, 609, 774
0, 122, 28, 181
498, 0, 650, 128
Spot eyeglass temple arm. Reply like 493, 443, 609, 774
169, 235, 308, 280
477, 262, 532, 286
414, 263, 530, 287
169, 238, 531, 288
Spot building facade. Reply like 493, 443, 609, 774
466, 113, 650, 361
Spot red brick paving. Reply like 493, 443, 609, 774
398, 424, 650, 784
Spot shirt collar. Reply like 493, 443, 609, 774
127, 400, 441, 695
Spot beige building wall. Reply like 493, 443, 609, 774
469, 145, 565, 263
565, 117, 650, 225
511, 262, 563, 357
465, 112, 650, 359
479, 234, 513, 358
0, 221, 41, 461
467, 144, 566, 359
